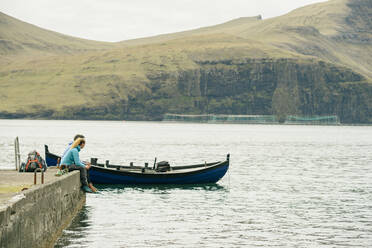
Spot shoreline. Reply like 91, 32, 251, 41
0, 118, 371, 126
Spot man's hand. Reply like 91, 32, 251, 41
83, 161, 91, 170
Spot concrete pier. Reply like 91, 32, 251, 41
0, 168, 85, 248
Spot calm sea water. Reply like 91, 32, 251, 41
1, 120, 372, 247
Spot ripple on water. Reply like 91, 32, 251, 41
1, 121, 372, 247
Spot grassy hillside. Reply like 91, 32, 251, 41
0, 12, 112, 57
0, 0, 371, 123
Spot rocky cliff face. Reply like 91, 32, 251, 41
1, 58, 370, 123
38, 58, 368, 123
162, 58, 371, 124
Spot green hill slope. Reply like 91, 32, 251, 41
0, 12, 112, 57
0, 0, 371, 123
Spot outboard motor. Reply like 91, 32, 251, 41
155, 161, 171, 172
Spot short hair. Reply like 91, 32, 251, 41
74, 134, 85, 141
79, 139, 86, 145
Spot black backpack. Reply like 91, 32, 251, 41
20, 151, 47, 172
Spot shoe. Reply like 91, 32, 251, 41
82, 185, 93, 193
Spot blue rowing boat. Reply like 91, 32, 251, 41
45, 145, 59, 167
44, 145, 230, 184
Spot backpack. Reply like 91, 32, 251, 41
20, 150, 47, 172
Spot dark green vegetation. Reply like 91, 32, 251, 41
0, 0, 371, 123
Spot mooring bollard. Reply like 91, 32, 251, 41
34, 168, 44, 185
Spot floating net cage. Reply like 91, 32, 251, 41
163, 114, 341, 125
210, 115, 277, 124
285, 115, 340, 125
163, 114, 278, 124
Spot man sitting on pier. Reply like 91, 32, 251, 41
60, 137, 97, 193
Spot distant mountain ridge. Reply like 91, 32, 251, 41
0, 11, 111, 56
0, 0, 371, 123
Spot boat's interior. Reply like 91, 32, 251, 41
92, 160, 223, 172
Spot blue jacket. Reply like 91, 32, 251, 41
60, 145, 85, 167
61, 141, 73, 162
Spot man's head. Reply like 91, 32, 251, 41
74, 134, 85, 141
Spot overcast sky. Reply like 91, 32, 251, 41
0, 0, 327, 42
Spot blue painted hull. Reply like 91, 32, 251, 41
45, 144, 230, 185
45, 145, 59, 166
89, 161, 229, 184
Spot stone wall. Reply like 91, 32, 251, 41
0, 171, 85, 248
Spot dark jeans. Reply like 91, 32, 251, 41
67, 164, 90, 187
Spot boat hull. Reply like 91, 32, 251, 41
44, 145, 229, 184
89, 161, 229, 184
45, 145, 59, 166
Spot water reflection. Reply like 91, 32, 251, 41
54, 206, 91, 248
97, 183, 227, 192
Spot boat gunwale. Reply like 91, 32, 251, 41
90, 160, 229, 178
93, 161, 221, 171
